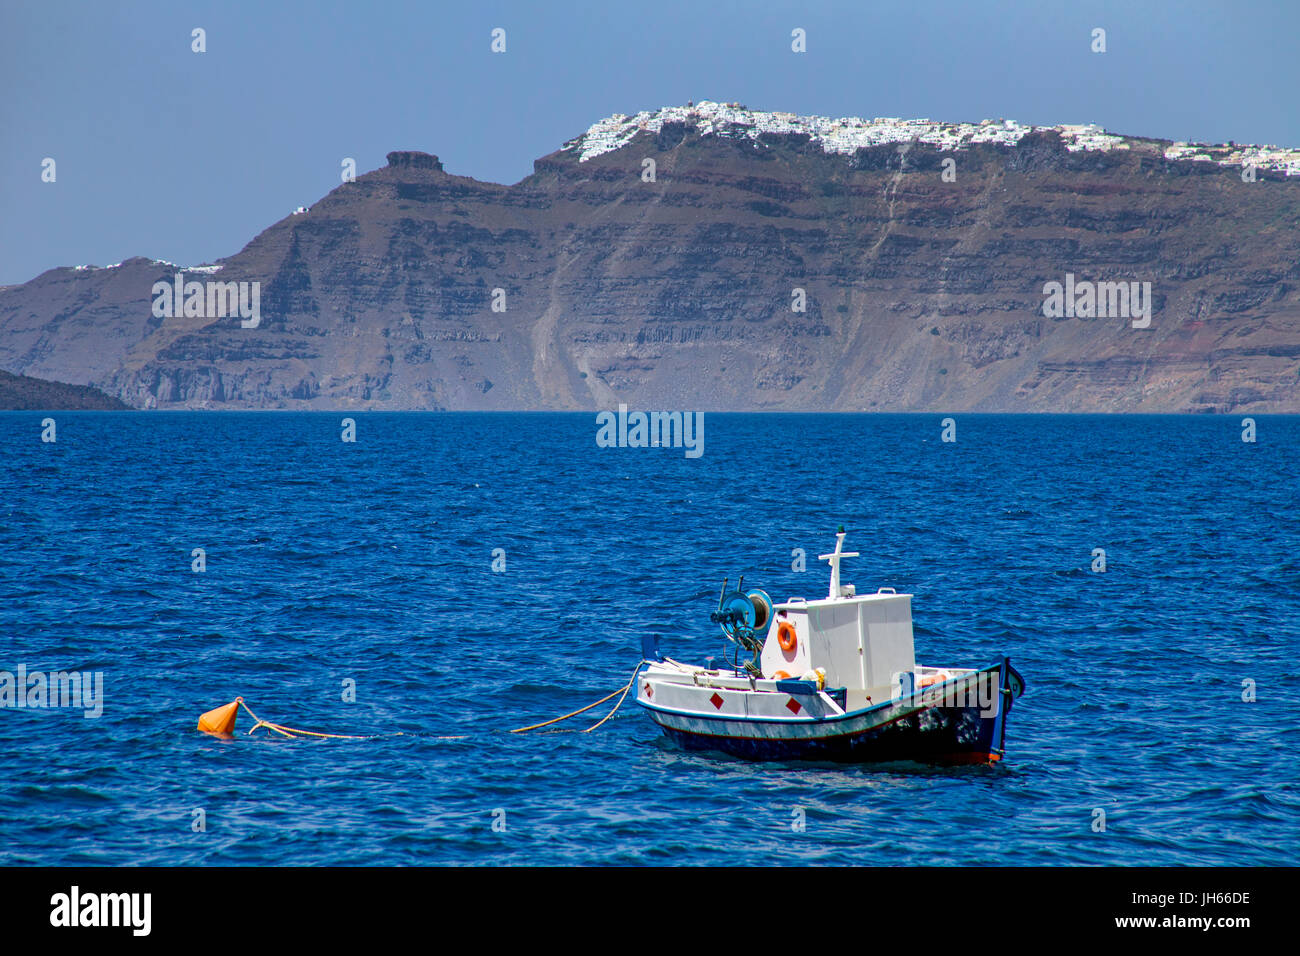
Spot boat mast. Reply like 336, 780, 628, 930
819, 527, 859, 599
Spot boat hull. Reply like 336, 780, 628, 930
641, 659, 1024, 766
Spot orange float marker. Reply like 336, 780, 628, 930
197, 698, 241, 736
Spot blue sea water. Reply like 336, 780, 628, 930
0, 411, 1296, 866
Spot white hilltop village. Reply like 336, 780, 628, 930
72, 259, 223, 273
565, 100, 1300, 175
60, 103, 1298, 274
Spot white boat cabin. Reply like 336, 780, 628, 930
758, 532, 916, 709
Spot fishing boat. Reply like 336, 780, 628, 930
635, 529, 1025, 764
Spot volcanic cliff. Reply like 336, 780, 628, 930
2, 102, 1298, 412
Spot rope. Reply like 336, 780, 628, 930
228, 663, 645, 741
506, 689, 622, 733
504, 665, 642, 733
237, 698, 422, 741
582, 662, 642, 733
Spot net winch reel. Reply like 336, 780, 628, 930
709, 575, 775, 675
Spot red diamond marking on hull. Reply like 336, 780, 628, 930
709, 692, 724, 710
644, 682, 653, 699
786, 698, 802, 714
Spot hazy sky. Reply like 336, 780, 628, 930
3, 0, 1297, 286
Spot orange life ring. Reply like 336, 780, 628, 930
777, 621, 797, 653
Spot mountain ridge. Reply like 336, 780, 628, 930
3, 102, 1298, 412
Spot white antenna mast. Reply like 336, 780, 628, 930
819, 527, 859, 599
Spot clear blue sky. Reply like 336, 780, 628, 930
2, 0, 1297, 286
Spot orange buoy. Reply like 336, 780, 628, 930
773, 670, 792, 680
198, 698, 241, 736
777, 621, 797, 653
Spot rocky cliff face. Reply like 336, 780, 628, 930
2, 103, 1298, 412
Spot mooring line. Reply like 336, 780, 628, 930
509, 663, 642, 734
201, 663, 645, 741
581, 662, 641, 733
238, 698, 405, 740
